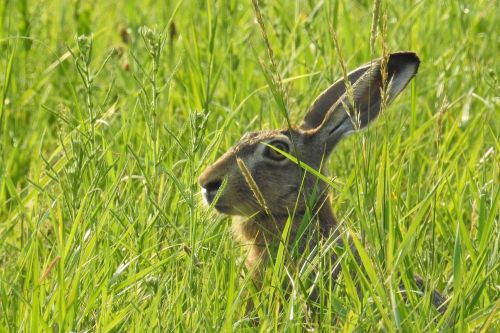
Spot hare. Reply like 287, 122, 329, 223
199, 52, 446, 311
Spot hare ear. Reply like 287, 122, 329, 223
310, 52, 420, 152
300, 62, 374, 130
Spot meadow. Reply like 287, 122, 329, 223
0, 0, 498, 331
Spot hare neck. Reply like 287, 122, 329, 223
231, 197, 339, 277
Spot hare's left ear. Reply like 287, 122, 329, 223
304, 52, 420, 153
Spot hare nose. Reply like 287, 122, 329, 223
202, 179, 222, 193
200, 178, 223, 204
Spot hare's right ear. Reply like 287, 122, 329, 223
300, 62, 374, 130
302, 52, 420, 154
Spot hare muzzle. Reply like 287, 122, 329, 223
200, 178, 222, 204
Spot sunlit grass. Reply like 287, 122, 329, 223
0, 0, 498, 331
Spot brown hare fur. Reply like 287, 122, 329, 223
199, 52, 447, 311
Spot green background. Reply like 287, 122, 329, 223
0, 0, 498, 331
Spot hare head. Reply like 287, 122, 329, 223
199, 52, 420, 221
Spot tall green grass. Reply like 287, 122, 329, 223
0, 0, 498, 331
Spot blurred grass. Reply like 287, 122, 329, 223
0, 0, 498, 331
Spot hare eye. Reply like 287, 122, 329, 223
264, 140, 289, 161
